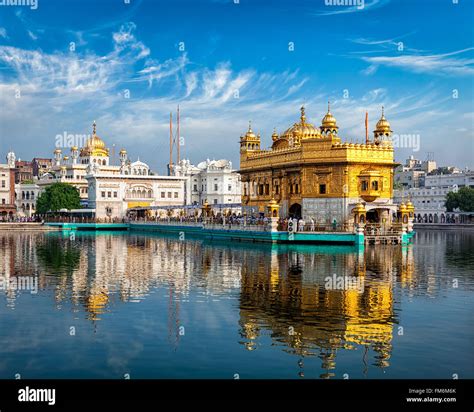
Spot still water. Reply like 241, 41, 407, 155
0, 229, 473, 379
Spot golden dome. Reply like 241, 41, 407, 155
398, 202, 407, 213
119, 148, 127, 154
352, 202, 366, 213
271, 128, 279, 141
54, 148, 62, 154
80, 121, 109, 157
374, 107, 392, 135
243, 121, 259, 139
281, 106, 321, 141
321, 101, 338, 129
71, 146, 78, 151
63, 156, 69, 161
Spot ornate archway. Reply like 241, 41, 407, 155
289, 203, 302, 219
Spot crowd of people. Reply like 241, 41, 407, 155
0, 215, 42, 223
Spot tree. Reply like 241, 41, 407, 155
445, 191, 459, 212
445, 187, 474, 212
36, 183, 81, 214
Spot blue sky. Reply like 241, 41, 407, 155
0, 0, 473, 174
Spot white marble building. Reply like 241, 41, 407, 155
0, 152, 16, 218
36, 121, 185, 218
15, 183, 41, 217
86, 173, 185, 219
172, 158, 241, 206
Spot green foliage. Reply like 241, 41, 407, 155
21, 179, 35, 184
36, 236, 81, 272
445, 187, 474, 212
36, 183, 81, 214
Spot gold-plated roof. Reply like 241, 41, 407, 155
80, 121, 109, 157
281, 106, 321, 140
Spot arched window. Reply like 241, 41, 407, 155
371, 180, 379, 190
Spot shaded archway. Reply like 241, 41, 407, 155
366, 209, 379, 223
289, 203, 302, 219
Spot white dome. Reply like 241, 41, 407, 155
130, 158, 149, 175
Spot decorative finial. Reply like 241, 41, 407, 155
300, 105, 306, 123
381, 106, 385, 118
328, 100, 331, 113
248, 120, 252, 131
92, 120, 97, 135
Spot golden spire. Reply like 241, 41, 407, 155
300, 106, 306, 124
374, 106, 392, 136
92, 120, 97, 136
321, 100, 338, 129
248, 120, 252, 132
272, 127, 279, 141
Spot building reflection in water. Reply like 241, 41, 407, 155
0, 231, 419, 377
238, 245, 415, 378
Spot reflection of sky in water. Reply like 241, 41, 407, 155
0, 230, 472, 379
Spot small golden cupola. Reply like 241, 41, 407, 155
271, 128, 279, 142
373, 106, 393, 145
80, 121, 109, 157
240, 121, 261, 153
320, 101, 338, 136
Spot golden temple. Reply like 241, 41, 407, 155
239, 104, 400, 226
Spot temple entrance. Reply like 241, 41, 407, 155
366, 209, 379, 223
289, 203, 302, 219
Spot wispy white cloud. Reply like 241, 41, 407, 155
0, 22, 156, 95
361, 48, 474, 76
27, 30, 38, 41
0, 27, 7, 39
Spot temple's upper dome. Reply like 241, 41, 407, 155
280, 106, 321, 140
80, 121, 109, 157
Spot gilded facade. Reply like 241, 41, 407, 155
239, 105, 400, 225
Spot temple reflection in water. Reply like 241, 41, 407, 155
0, 231, 419, 377
238, 245, 415, 378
